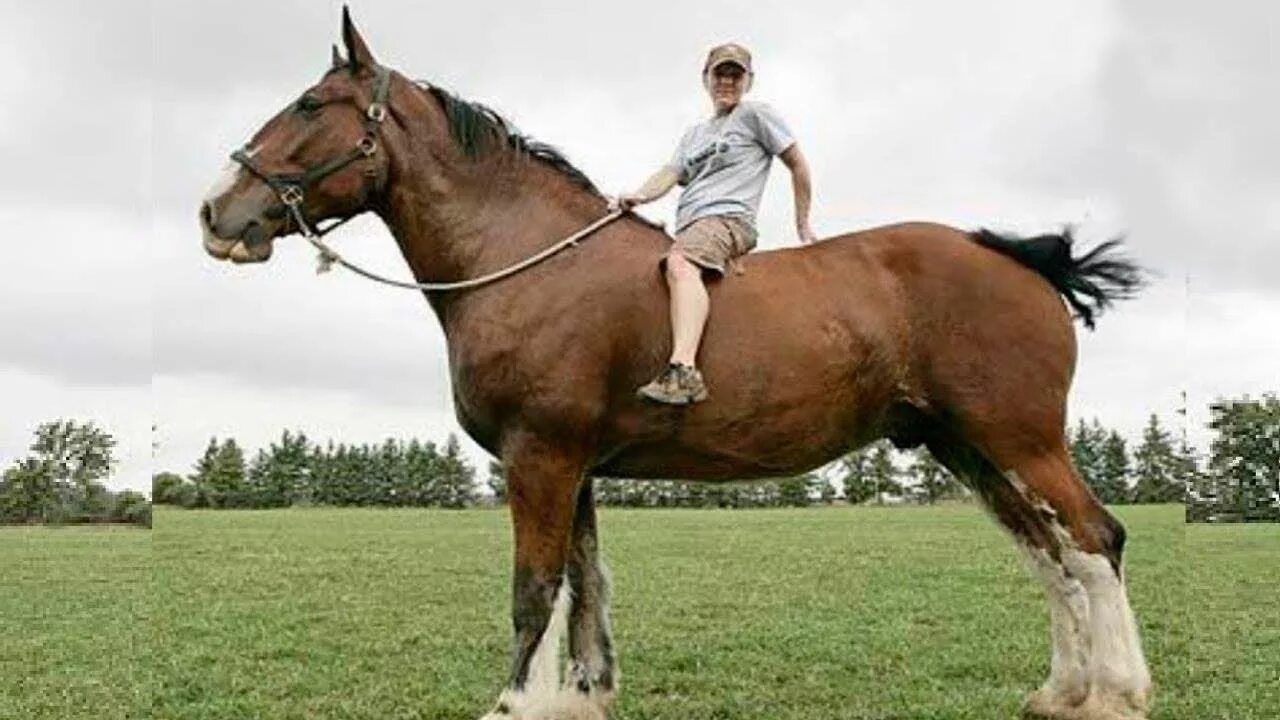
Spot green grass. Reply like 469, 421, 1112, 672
0, 525, 150, 719
3, 505, 1277, 719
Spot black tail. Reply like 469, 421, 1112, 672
970, 228, 1146, 330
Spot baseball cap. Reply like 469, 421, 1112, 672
704, 43, 753, 74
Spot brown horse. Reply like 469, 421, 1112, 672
199, 10, 1153, 720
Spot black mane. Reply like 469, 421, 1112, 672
417, 82, 602, 197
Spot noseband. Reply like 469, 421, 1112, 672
230, 66, 391, 242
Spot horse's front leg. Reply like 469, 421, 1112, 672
565, 479, 617, 711
481, 436, 603, 720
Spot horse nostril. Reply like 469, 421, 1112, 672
200, 202, 215, 228
242, 220, 267, 246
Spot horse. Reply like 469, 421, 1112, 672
199, 9, 1153, 720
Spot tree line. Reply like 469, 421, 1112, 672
152, 394, 1270, 518
152, 431, 479, 509
0, 420, 151, 526
5, 393, 1274, 523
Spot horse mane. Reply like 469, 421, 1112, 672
414, 81, 603, 198
970, 228, 1147, 330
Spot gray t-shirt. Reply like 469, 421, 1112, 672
669, 100, 796, 232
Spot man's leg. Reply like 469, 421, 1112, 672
636, 251, 712, 404
666, 252, 710, 366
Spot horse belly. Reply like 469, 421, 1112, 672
596, 357, 895, 480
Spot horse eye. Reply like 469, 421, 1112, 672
295, 95, 324, 115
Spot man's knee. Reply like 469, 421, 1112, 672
664, 252, 700, 282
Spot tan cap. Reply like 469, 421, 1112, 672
703, 43, 753, 74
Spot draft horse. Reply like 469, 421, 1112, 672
200, 10, 1153, 720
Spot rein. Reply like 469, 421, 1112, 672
302, 209, 625, 292
230, 66, 627, 293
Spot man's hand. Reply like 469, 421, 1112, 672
608, 193, 647, 213
797, 222, 818, 245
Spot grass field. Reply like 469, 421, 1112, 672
2, 504, 1277, 719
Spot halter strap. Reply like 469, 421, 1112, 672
230, 66, 391, 242
227, 67, 628, 293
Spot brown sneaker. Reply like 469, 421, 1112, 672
637, 363, 709, 405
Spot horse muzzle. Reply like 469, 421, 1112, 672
200, 201, 275, 264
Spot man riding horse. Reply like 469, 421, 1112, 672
615, 43, 817, 405
200, 9, 1154, 720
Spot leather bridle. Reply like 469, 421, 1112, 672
230, 65, 391, 242
221, 66, 626, 293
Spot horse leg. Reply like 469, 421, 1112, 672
480, 437, 602, 720
999, 452, 1152, 720
928, 440, 1151, 720
565, 479, 618, 711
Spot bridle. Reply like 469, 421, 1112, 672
230, 65, 391, 242
224, 65, 626, 293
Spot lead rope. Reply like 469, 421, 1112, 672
287, 200, 626, 292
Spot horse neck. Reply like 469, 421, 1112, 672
373, 89, 608, 311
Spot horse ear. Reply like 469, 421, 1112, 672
341, 5, 377, 72
331, 43, 344, 69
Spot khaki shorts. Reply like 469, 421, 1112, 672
667, 215, 758, 276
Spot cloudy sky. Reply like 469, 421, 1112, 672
0, 1, 1274, 494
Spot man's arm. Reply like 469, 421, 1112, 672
779, 144, 817, 244
612, 165, 680, 211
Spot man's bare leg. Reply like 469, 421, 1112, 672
636, 252, 711, 404
666, 252, 709, 366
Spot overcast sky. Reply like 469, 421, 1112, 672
0, 1, 1275, 494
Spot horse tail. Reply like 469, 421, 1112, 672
969, 228, 1147, 330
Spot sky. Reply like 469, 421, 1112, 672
0, 1, 1275, 494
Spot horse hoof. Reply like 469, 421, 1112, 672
1021, 688, 1150, 720
479, 690, 607, 720
1022, 686, 1087, 719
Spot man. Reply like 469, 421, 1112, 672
614, 42, 816, 405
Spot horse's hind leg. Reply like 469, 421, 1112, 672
929, 440, 1152, 720
565, 479, 618, 711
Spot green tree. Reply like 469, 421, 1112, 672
1069, 418, 1108, 495
194, 438, 248, 508
247, 430, 312, 508
111, 490, 152, 527
436, 434, 477, 508
1132, 414, 1182, 504
487, 459, 507, 504
906, 448, 961, 504
868, 442, 902, 505
30, 420, 117, 517
1207, 395, 1280, 522
151, 472, 187, 505
1094, 431, 1132, 504
1, 457, 54, 522
777, 473, 817, 507
836, 446, 876, 504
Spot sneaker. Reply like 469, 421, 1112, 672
637, 363, 709, 405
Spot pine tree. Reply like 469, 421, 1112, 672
1094, 431, 1132, 504
1132, 414, 1181, 504
487, 459, 507, 504
207, 439, 248, 508
868, 442, 902, 505
1069, 418, 1107, 494
247, 430, 312, 508
436, 434, 477, 508
190, 438, 220, 508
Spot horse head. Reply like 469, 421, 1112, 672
200, 8, 391, 264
